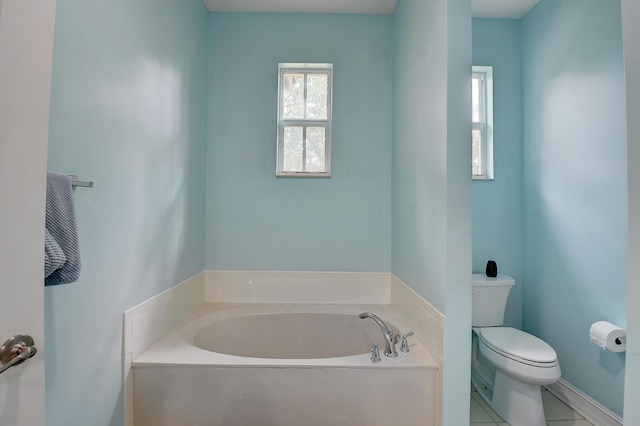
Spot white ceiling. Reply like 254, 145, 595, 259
471, 0, 540, 18
203, 0, 398, 14
204, 0, 540, 18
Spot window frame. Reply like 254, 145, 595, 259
472, 65, 494, 180
276, 63, 333, 178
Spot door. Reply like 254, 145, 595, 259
0, 1, 56, 425
622, 1, 640, 424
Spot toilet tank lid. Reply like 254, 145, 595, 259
472, 274, 515, 287
478, 327, 558, 364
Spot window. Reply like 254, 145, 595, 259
472, 66, 494, 180
277, 63, 333, 177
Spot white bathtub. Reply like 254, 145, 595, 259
133, 304, 438, 426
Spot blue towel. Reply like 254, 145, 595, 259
44, 228, 66, 277
45, 172, 82, 286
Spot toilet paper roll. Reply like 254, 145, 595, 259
590, 321, 627, 353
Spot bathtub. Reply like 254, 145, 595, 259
133, 303, 438, 426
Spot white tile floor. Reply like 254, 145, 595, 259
470, 386, 594, 426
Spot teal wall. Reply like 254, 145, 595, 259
393, 0, 472, 424
205, 13, 393, 272
522, 0, 627, 416
46, 0, 208, 424
472, 19, 524, 328
393, 0, 449, 311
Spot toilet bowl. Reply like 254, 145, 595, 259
471, 274, 561, 426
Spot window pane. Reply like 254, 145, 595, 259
472, 66, 493, 180
306, 74, 328, 119
277, 63, 332, 177
306, 127, 326, 172
282, 73, 304, 119
472, 76, 481, 122
283, 126, 303, 171
472, 128, 482, 176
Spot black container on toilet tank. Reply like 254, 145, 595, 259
486, 260, 498, 277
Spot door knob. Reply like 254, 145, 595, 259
0, 334, 37, 375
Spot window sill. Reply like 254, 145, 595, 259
276, 171, 331, 178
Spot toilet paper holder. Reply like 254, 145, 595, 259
590, 321, 627, 353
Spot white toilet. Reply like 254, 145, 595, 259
471, 274, 561, 426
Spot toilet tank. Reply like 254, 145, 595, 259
472, 274, 515, 327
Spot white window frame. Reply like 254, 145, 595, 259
472, 66, 494, 180
277, 63, 333, 177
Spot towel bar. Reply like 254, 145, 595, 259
69, 175, 93, 188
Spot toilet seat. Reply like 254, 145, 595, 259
477, 327, 558, 367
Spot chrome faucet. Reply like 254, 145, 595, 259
359, 312, 398, 358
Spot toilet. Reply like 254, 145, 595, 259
471, 274, 561, 426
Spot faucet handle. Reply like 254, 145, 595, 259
371, 343, 381, 363
400, 331, 414, 353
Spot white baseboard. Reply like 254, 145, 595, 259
546, 379, 622, 426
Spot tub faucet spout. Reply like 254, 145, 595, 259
358, 312, 398, 358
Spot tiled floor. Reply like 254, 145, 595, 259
470, 386, 594, 426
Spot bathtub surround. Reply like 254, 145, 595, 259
390, 275, 445, 424
204, 270, 390, 304
123, 273, 204, 360
123, 273, 204, 426
124, 275, 197, 425
124, 271, 443, 360
135, 361, 435, 425
124, 271, 445, 426
133, 303, 437, 425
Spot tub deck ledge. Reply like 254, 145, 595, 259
133, 303, 439, 369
